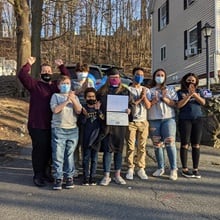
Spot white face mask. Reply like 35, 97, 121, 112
77, 72, 88, 80
155, 76, 165, 84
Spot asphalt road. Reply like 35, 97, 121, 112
0, 143, 220, 220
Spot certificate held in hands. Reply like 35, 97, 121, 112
106, 95, 129, 126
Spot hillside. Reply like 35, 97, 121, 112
0, 97, 30, 161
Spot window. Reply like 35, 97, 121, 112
184, 0, 195, 10
158, 0, 169, 31
189, 27, 197, 49
160, 46, 166, 61
184, 21, 202, 59
160, 3, 167, 29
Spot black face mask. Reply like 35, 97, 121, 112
41, 73, 52, 82
86, 99, 96, 105
185, 82, 196, 88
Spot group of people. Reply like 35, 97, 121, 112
17, 57, 206, 190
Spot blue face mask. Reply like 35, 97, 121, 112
134, 75, 144, 84
155, 76, 165, 84
60, 84, 71, 93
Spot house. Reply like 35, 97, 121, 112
149, 0, 220, 87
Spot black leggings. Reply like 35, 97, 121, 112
179, 118, 203, 169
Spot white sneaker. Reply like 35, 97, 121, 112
126, 168, 134, 180
152, 169, 165, 177
169, 169, 178, 181
137, 168, 148, 180
113, 176, 126, 185
100, 176, 111, 186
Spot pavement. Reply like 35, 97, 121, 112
0, 141, 220, 220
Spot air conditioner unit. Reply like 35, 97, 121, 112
185, 47, 197, 57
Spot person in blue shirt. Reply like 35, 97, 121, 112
177, 73, 206, 179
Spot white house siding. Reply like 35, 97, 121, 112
215, 0, 220, 82
151, 0, 217, 85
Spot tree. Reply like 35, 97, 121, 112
11, 0, 31, 96
31, 0, 43, 78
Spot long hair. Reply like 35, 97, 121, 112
180, 72, 199, 90
150, 68, 167, 88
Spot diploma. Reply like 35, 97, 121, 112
107, 95, 128, 112
106, 112, 129, 126
106, 95, 129, 126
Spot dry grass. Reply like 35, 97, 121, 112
0, 97, 31, 157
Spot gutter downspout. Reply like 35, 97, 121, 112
214, 1, 218, 83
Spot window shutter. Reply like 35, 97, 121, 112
197, 21, 202, 53
158, 8, 161, 31
166, 0, 169, 25
184, 0, 187, 10
184, 30, 188, 60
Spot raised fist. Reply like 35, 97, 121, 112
27, 57, 36, 65
55, 59, 64, 66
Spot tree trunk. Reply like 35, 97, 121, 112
14, 0, 31, 97
31, 0, 43, 78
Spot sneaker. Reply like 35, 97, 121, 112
89, 177, 97, 186
192, 170, 201, 179
100, 176, 111, 186
53, 179, 62, 190
169, 169, 178, 181
152, 169, 165, 177
113, 176, 126, 185
126, 168, 134, 180
65, 177, 74, 189
181, 170, 194, 178
33, 176, 46, 187
137, 168, 148, 180
82, 177, 89, 186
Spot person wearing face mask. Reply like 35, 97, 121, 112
72, 63, 95, 105
126, 67, 151, 181
77, 87, 105, 186
70, 63, 96, 174
147, 68, 178, 181
17, 57, 70, 187
50, 75, 82, 190
96, 67, 131, 186
177, 73, 205, 179
50, 76, 82, 190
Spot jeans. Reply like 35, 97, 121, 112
83, 147, 98, 178
51, 127, 78, 179
28, 128, 51, 178
127, 121, 149, 169
149, 118, 177, 170
103, 152, 122, 173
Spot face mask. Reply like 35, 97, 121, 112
109, 78, 121, 87
77, 72, 88, 81
41, 73, 52, 82
60, 84, 71, 93
134, 75, 144, 84
155, 76, 165, 84
86, 99, 97, 105
185, 81, 196, 88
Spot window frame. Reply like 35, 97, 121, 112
184, 0, 195, 10
160, 45, 167, 61
159, 3, 167, 30
188, 26, 198, 49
